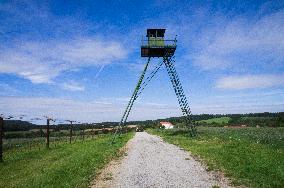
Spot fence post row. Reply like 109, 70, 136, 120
0, 117, 91, 161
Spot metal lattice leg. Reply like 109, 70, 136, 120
163, 56, 196, 136
111, 57, 151, 143
112, 54, 196, 144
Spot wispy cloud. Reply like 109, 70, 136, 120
0, 1, 91, 41
1, 95, 282, 123
216, 74, 284, 89
0, 96, 180, 123
189, 10, 284, 71
62, 81, 85, 91
0, 1, 129, 85
0, 38, 128, 84
0, 96, 118, 123
0, 83, 19, 96
0, 1, 283, 119
192, 102, 284, 114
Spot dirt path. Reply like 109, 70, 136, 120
92, 132, 231, 188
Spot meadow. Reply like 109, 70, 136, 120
197, 117, 231, 125
148, 127, 284, 188
0, 133, 134, 188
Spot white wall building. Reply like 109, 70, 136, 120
160, 121, 174, 129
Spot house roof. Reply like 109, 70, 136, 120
127, 125, 138, 128
159, 121, 173, 125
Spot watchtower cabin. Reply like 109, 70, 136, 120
141, 29, 177, 58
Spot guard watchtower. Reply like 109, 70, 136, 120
141, 29, 176, 57
112, 29, 196, 143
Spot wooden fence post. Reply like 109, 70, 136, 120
69, 122, 73, 144
46, 118, 50, 149
0, 117, 3, 162
82, 129, 85, 141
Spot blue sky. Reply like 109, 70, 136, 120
0, 0, 284, 123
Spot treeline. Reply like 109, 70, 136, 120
3, 120, 37, 131
228, 114, 284, 127
4, 112, 284, 132
128, 112, 284, 127
4, 120, 118, 132
4, 126, 135, 139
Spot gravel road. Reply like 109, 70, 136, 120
92, 132, 231, 188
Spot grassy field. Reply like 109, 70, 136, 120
197, 117, 231, 125
0, 133, 134, 188
148, 127, 284, 188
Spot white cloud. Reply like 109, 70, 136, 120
216, 74, 284, 89
0, 38, 128, 84
0, 83, 19, 95
191, 102, 284, 114
0, 97, 118, 123
0, 96, 181, 123
190, 10, 284, 70
62, 82, 85, 91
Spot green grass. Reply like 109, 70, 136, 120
0, 133, 134, 188
197, 117, 231, 124
148, 127, 284, 188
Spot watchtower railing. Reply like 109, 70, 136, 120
141, 39, 177, 48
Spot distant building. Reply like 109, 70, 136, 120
127, 125, 138, 128
160, 121, 174, 129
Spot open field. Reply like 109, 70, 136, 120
195, 115, 283, 127
197, 117, 231, 125
148, 127, 284, 188
0, 133, 134, 188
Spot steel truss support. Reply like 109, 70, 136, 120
112, 55, 196, 143
112, 57, 151, 143
163, 56, 197, 136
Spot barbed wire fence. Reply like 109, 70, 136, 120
0, 113, 133, 162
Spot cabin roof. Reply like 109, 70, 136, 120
146, 29, 166, 37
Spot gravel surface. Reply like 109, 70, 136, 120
92, 132, 231, 188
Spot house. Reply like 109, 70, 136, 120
159, 121, 174, 129
127, 125, 138, 129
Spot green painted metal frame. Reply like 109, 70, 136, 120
111, 57, 151, 143
112, 36, 197, 143
163, 55, 197, 136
